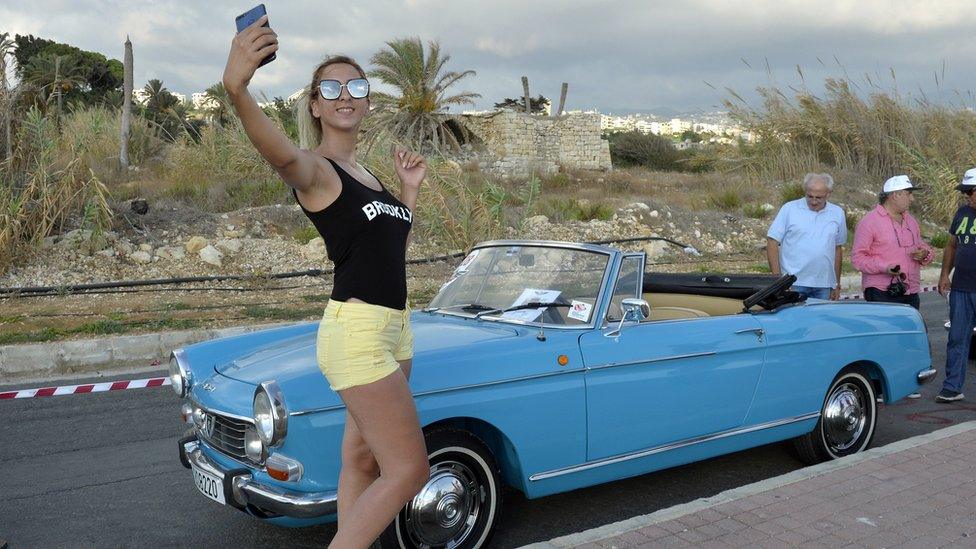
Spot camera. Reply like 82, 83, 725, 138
886, 275, 907, 297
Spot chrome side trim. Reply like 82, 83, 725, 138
586, 351, 717, 371
290, 368, 588, 416
189, 398, 255, 424
528, 412, 821, 482
917, 368, 937, 384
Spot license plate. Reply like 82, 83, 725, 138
191, 463, 226, 505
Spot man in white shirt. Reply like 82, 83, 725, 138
767, 173, 847, 300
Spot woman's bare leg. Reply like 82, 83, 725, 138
335, 359, 413, 531
330, 364, 427, 548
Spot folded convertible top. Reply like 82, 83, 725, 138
642, 273, 780, 299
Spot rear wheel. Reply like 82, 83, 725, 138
378, 428, 501, 548
792, 366, 877, 465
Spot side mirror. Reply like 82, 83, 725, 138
607, 298, 650, 337
620, 298, 650, 321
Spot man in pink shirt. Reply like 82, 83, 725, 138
851, 175, 935, 310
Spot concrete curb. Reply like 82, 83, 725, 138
523, 420, 976, 548
0, 321, 296, 384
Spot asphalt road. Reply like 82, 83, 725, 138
2, 292, 975, 548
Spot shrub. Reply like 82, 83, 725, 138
780, 182, 805, 203
708, 189, 742, 211
293, 225, 319, 245
607, 131, 682, 171
537, 198, 613, 222
930, 231, 950, 249
743, 203, 770, 218
0, 107, 114, 274
543, 172, 572, 189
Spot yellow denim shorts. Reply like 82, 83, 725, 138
316, 300, 413, 391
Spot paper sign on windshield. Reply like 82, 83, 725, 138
568, 300, 592, 322
501, 288, 561, 322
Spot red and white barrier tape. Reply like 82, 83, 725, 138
838, 285, 941, 301
0, 377, 170, 400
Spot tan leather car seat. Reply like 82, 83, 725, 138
646, 306, 709, 321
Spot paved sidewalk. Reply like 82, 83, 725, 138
529, 421, 976, 548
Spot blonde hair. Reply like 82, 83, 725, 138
295, 55, 368, 149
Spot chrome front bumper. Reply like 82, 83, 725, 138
180, 438, 337, 519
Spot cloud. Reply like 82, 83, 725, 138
2, 0, 974, 113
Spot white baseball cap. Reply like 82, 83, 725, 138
956, 168, 976, 192
882, 174, 921, 193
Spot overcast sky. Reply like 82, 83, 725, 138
4, 0, 976, 114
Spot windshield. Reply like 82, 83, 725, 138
427, 245, 610, 326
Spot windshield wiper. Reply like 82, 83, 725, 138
500, 301, 572, 313
425, 303, 499, 315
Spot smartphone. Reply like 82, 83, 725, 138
235, 4, 276, 68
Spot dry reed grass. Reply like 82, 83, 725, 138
725, 73, 976, 223
0, 108, 114, 273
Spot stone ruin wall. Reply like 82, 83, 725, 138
461, 111, 612, 177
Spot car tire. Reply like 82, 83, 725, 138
378, 428, 502, 549
791, 366, 877, 465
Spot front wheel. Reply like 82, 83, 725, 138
792, 367, 878, 465
379, 428, 502, 549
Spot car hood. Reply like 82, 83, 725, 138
214, 312, 520, 412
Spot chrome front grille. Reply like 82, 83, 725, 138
199, 411, 251, 462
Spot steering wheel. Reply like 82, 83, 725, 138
742, 274, 796, 311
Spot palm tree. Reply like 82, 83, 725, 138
366, 37, 480, 154
167, 99, 201, 139
203, 82, 230, 126
142, 78, 177, 114
23, 53, 86, 123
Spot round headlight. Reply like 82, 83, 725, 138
252, 381, 288, 447
253, 390, 275, 445
168, 354, 183, 396
169, 349, 191, 397
244, 427, 266, 463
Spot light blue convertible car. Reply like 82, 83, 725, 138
173, 240, 936, 548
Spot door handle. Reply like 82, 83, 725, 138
735, 328, 765, 341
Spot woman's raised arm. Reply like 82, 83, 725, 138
222, 15, 318, 191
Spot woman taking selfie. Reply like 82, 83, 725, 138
223, 15, 429, 548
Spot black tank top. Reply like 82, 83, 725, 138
293, 158, 412, 310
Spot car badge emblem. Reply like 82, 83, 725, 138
202, 382, 216, 392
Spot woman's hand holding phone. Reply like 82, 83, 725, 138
223, 15, 278, 96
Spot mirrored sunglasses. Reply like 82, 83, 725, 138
318, 78, 369, 100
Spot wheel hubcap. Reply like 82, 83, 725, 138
403, 460, 481, 547
823, 382, 867, 452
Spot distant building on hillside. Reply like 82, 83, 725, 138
670, 118, 692, 134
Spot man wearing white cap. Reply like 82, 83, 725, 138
936, 168, 976, 402
852, 174, 934, 310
